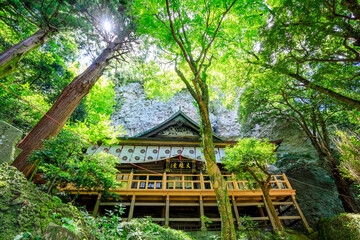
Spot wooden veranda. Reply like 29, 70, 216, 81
63, 172, 311, 231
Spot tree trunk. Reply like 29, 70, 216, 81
261, 184, 283, 231
0, 29, 52, 79
342, 0, 360, 19
328, 157, 360, 213
199, 107, 236, 240
12, 39, 123, 178
288, 73, 360, 111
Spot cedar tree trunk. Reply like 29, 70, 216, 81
199, 106, 236, 240
328, 156, 360, 213
12, 38, 123, 178
0, 29, 53, 78
261, 184, 283, 231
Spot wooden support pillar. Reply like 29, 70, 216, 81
165, 195, 170, 228
128, 195, 136, 221
291, 195, 312, 232
92, 194, 101, 217
199, 195, 206, 231
262, 196, 277, 230
259, 207, 265, 217
232, 196, 241, 229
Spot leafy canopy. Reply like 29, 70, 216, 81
130, 0, 268, 106
223, 138, 277, 187
29, 130, 119, 196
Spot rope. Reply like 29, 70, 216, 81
0, 83, 162, 175
287, 176, 358, 200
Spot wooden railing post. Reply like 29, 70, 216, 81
127, 171, 133, 190
200, 171, 205, 190
163, 171, 167, 190
232, 173, 239, 190
282, 173, 292, 190
182, 175, 185, 190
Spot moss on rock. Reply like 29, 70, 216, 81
0, 163, 91, 239
317, 213, 360, 240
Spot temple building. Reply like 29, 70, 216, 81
64, 110, 310, 231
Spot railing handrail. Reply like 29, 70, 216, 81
115, 173, 292, 191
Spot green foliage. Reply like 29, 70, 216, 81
317, 213, 360, 240
200, 215, 212, 228
120, 217, 194, 240
85, 209, 194, 240
130, 0, 267, 106
223, 138, 277, 187
237, 216, 259, 239
84, 77, 116, 123
334, 130, 360, 184
28, 130, 119, 196
242, 0, 360, 107
0, 25, 79, 132
86, 205, 124, 239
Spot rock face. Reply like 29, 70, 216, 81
111, 83, 241, 139
242, 120, 343, 227
111, 83, 346, 228
0, 120, 22, 164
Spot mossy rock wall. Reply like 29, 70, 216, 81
316, 213, 360, 240
0, 163, 91, 239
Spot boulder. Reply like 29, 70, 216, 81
0, 121, 22, 164
42, 222, 80, 240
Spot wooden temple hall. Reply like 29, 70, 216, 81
66, 110, 310, 231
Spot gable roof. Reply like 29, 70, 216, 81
134, 109, 225, 141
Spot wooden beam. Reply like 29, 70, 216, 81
236, 202, 264, 207
291, 195, 312, 232
100, 202, 128, 206
232, 197, 241, 229
165, 195, 169, 227
128, 195, 136, 221
170, 203, 200, 206
136, 202, 165, 206
279, 216, 301, 220
273, 202, 294, 206
262, 196, 277, 230
92, 194, 101, 217
251, 217, 269, 221
169, 218, 202, 221
199, 196, 206, 231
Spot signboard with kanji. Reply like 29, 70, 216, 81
166, 160, 196, 173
